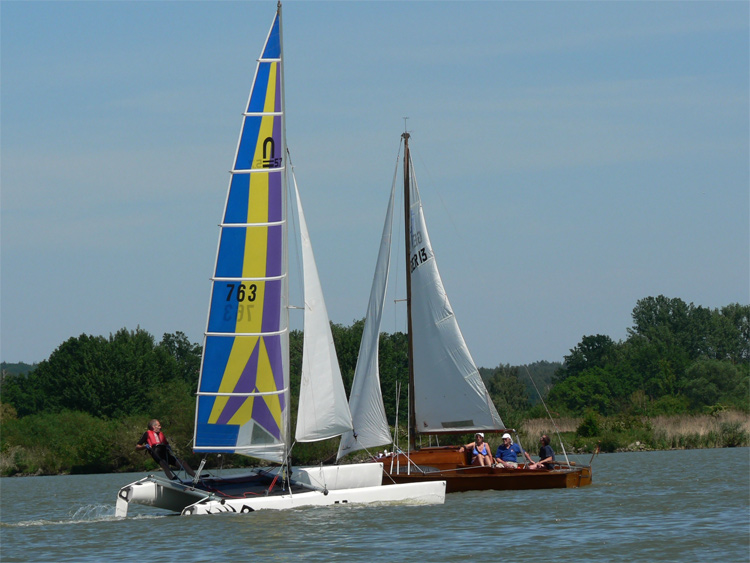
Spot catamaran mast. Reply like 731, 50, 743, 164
402, 131, 417, 451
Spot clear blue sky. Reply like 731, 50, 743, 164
2, 1, 748, 368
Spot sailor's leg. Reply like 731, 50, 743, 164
150, 449, 177, 480
167, 450, 196, 478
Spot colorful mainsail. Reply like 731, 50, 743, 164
193, 10, 289, 463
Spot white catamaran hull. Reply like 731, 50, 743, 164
116, 462, 445, 517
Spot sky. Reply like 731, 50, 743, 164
2, 1, 748, 369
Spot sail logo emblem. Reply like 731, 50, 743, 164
256, 137, 282, 168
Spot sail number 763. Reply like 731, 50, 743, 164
226, 283, 257, 302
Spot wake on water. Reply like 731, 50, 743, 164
1, 504, 165, 527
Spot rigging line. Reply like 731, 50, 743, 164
511, 429, 532, 468
284, 442, 297, 495
286, 148, 305, 314
390, 379, 425, 477
390, 136, 405, 335
390, 380, 401, 476
523, 365, 571, 466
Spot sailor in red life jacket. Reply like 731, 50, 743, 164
136, 419, 196, 480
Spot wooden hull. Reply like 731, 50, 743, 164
380, 447, 592, 493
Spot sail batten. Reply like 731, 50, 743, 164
198, 389, 288, 397
230, 168, 284, 173
243, 112, 283, 117
219, 221, 285, 227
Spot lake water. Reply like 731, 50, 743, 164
1, 448, 748, 562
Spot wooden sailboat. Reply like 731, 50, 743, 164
116, 4, 445, 516
339, 131, 591, 493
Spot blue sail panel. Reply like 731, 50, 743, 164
261, 15, 280, 60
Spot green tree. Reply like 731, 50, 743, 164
547, 367, 616, 415
330, 320, 365, 394
159, 331, 202, 391
2, 328, 189, 418
485, 365, 530, 429
714, 304, 750, 363
377, 331, 409, 425
682, 359, 749, 411
555, 334, 617, 383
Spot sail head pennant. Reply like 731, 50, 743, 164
194, 8, 290, 464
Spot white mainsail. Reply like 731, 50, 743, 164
406, 152, 504, 434
293, 173, 354, 442
337, 181, 397, 460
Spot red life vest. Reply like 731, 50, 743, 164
146, 430, 166, 447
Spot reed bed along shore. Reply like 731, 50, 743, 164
519, 411, 750, 453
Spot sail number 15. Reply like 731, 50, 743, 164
226, 283, 257, 302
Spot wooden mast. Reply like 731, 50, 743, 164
402, 131, 417, 452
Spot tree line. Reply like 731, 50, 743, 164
547, 297, 748, 417
0, 295, 747, 475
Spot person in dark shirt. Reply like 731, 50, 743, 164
136, 419, 195, 480
528, 434, 555, 470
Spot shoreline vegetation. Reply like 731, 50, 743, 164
1, 411, 747, 478
1, 295, 747, 477
520, 411, 750, 454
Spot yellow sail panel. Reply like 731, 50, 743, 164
247, 167, 271, 224
227, 338, 281, 427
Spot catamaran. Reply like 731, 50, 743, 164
116, 3, 445, 517
337, 131, 593, 493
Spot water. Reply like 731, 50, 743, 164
1, 448, 748, 562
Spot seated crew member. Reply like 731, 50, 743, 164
136, 419, 196, 480
458, 432, 493, 466
527, 434, 555, 470
494, 432, 523, 469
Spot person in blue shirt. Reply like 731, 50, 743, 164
494, 432, 524, 469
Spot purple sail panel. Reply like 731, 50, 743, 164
268, 170, 283, 223
266, 224, 282, 277
216, 395, 249, 426
251, 395, 282, 440
263, 334, 285, 408
261, 276, 282, 334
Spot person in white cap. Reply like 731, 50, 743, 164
494, 432, 524, 469
458, 432, 493, 466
